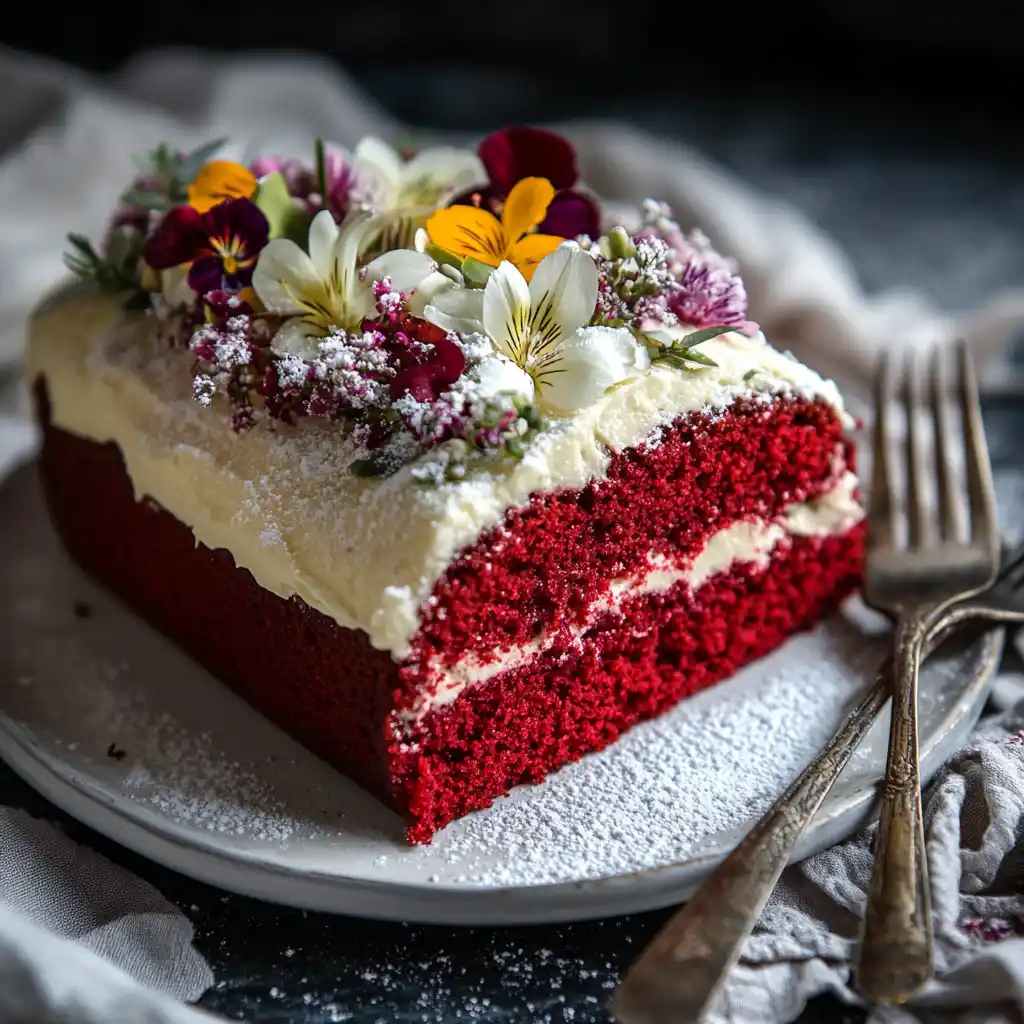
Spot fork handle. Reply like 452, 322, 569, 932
612, 669, 891, 1024
856, 617, 933, 1004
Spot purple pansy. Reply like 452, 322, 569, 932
143, 198, 269, 295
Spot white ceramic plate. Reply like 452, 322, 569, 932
0, 459, 1003, 924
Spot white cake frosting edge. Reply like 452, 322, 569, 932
27, 285, 853, 661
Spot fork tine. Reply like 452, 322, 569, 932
870, 351, 899, 550
930, 347, 962, 543
956, 339, 999, 555
903, 349, 931, 548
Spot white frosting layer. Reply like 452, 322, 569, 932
27, 286, 850, 660
403, 472, 863, 719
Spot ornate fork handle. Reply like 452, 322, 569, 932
856, 616, 933, 1001
613, 602, 1020, 1024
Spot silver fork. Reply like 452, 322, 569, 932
856, 339, 999, 1002
609, 547, 1023, 1024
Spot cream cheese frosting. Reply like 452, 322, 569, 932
27, 285, 850, 661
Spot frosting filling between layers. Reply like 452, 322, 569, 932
402, 471, 863, 721
27, 286, 853, 660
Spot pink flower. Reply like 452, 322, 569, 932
251, 155, 317, 199
667, 253, 759, 336
251, 148, 358, 219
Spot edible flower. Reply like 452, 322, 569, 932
187, 160, 258, 213
389, 330, 467, 402
425, 242, 649, 412
143, 198, 270, 295
454, 125, 600, 240
350, 137, 485, 250
251, 209, 435, 356
425, 177, 563, 282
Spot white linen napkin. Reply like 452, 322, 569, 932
0, 809, 214, 1024
2, 44, 1024, 1024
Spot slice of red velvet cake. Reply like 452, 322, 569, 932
28, 126, 864, 843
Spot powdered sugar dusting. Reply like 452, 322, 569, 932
415, 603, 890, 885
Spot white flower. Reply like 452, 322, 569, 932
252, 210, 434, 358
425, 242, 650, 413
472, 353, 535, 404
417, 266, 485, 335
539, 325, 650, 412
351, 137, 484, 250
160, 265, 195, 308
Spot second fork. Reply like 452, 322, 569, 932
856, 340, 999, 1003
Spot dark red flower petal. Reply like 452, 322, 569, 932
390, 365, 440, 402
202, 198, 269, 254
539, 189, 601, 239
415, 321, 451, 345
205, 290, 254, 321
144, 205, 208, 269
187, 255, 224, 295
389, 338, 467, 401
430, 337, 467, 385
478, 125, 579, 193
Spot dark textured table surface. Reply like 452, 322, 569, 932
2, 63, 1024, 1024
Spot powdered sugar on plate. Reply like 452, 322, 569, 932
0, 461, 1002, 923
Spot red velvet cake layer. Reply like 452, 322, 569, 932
36, 383, 864, 843
394, 528, 863, 842
403, 395, 852, 685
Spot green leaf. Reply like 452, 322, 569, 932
677, 349, 719, 367
460, 257, 494, 287
424, 242, 463, 269
743, 368, 759, 382
254, 172, 312, 245
120, 186, 174, 212
315, 136, 329, 202
177, 137, 227, 182
643, 329, 676, 348
674, 325, 738, 350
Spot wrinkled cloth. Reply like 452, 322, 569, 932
2, 45, 1024, 1024
713, 701, 1024, 1024
0, 809, 214, 1023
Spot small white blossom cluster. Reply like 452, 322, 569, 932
302, 329, 395, 412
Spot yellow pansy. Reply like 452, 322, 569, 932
425, 177, 563, 281
187, 160, 258, 213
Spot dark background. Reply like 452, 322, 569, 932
3, 6, 1023, 1023
7, 1, 1024, 119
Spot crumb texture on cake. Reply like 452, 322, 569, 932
28, 286, 849, 660
37, 393, 864, 844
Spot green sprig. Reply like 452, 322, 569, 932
315, 136, 329, 204
63, 232, 148, 310
122, 137, 227, 213
648, 324, 741, 370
